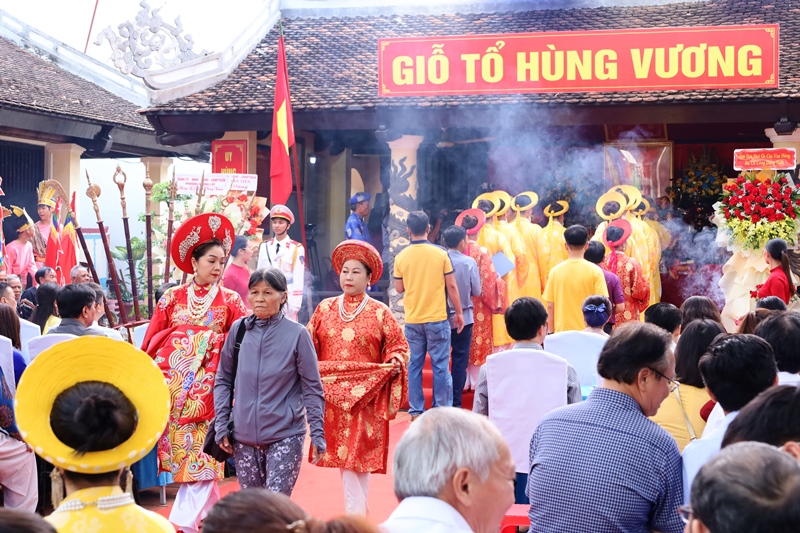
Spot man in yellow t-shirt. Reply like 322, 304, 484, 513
543, 225, 609, 333
394, 211, 464, 419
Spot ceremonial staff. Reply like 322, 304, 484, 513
113, 166, 141, 321
182, 171, 206, 285
143, 172, 154, 316
44, 179, 114, 324
86, 171, 128, 325
162, 170, 178, 283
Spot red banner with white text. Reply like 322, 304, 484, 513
378, 25, 778, 97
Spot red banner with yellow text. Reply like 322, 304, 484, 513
378, 25, 778, 97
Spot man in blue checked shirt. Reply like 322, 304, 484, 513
345, 192, 372, 243
526, 321, 684, 533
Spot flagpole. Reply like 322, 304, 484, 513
279, 21, 308, 252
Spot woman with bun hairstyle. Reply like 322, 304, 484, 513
582, 295, 612, 337
14, 336, 173, 531
140, 214, 246, 533
757, 238, 795, 305
202, 488, 380, 533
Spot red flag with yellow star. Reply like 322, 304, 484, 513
270, 34, 295, 205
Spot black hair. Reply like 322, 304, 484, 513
35, 266, 54, 284
514, 196, 533, 209
584, 241, 606, 264
50, 381, 138, 455
643, 302, 683, 335
505, 297, 547, 341
765, 238, 795, 295
582, 295, 612, 328
674, 319, 726, 388
477, 199, 494, 214
192, 238, 225, 261
722, 385, 800, 448
0, 508, 57, 533
0, 304, 21, 350
755, 311, 800, 374
699, 334, 778, 412
0, 282, 10, 301
406, 211, 430, 237
155, 282, 178, 302
56, 283, 97, 319
680, 295, 722, 330
602, 201, 621, 217
597, 322, 672, 384
83, 282, 105, 306
30, 282, 61, 333
757, 295, 788, 311
232, 235, 250, 258
691, 442, 800, 533
605, 225, 624, 244
459, 214, 479, 231
443, 225, 467, 249
737, 308, 776, 334
563, 225, 588, 247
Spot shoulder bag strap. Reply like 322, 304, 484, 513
673, 387, 697, 441
230, 320, 247, 409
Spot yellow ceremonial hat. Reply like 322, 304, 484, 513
596, 191, 628, 221
15, 337, 170, 474
614, 185, 643, 210
10, 205, 34, 232
512, 192, 538, 212
543, 200, 569, 218
472, 192, 499, 218
633, 197, 651, 216
493, 190, 513, 216
37, 181, 57, 208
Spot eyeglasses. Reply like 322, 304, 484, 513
650, 368, 680, 392
678, 504, 693, 524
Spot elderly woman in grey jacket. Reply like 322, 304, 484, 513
213, 268, 325, 495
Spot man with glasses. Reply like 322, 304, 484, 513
526, 321, 684, 533
681, 441, 800, 533
682, 334, 778, 503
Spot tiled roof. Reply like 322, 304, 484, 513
150, 0, 800, 115
0, 37, 151, 131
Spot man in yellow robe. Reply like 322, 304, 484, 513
493, 190, 531, 300
510, 191, 543, 300
538, 200, 569, 290
639, 199, 672, 305
472, 193, 515, 347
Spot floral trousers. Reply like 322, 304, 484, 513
233, 435, 305, 495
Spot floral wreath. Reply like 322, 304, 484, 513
717, 170, 800, 251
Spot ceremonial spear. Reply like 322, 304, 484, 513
85, 171, 128, 325
44, 179, 114, 324
162, 170, 178, 283
113, 166, 141, 321
143, 171, 154, 316
181, 171, 206, 284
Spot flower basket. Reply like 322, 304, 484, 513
717, 170, 800, 251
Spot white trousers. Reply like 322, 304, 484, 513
0, 432, 38, 512
465, 364, 483, 390
169, 480, 219, 533
340, 469, 370, 515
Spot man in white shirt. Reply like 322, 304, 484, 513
682, 334, 778, 502
381, 407, 515, 533
256, 205, 305, 321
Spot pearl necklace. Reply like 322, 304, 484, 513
188, 281, 219, 321
338, 294, 369, 322
54, 492, 135, 513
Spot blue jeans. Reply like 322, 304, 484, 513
405, 320, 452, 416
450, 324, 473, 408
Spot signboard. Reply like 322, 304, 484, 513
212, 140, 248, 174
733, 148, 797, 171
176, 173, 259, 195
378, 25, 778, 97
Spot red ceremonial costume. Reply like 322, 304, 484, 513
307, 240, 408, 475
601, 251, 650, 325
757, 266, 793, 304
141, 213, 245, 484
466, 240, 505, 365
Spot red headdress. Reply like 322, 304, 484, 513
171, 213, 235, 274
332, 240, 383, 286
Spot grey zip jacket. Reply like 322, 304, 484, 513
213, 313, 326, 453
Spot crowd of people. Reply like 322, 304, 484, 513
2, 180, 800, 533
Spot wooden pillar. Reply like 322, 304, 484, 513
44, 143, 85, 220
387, 135, 424, 323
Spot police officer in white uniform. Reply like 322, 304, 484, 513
256, 205, 305, 321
